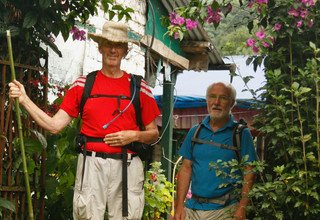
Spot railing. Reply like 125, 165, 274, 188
0, 60, 47, 220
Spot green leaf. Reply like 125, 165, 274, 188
291, 82, 299, 90
292, 186, 301, 193
247, 21, 254, 33
24, 138, 43, 154
112, 4, 124, 11
273, 165, 284, 174
243, 75, 254, 84
39, 0, 51, 9
23, 11, 38, 28
299, 87, 311, 94
0, 197, 15, 212
109, 11, 116, 20
301, 134, 312, 143
309, 42, 316, 51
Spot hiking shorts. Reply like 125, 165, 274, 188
185, 203, 237, 220
73, 153, 145, 220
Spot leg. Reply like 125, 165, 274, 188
107, 157, 144, 220
73, 154, 109, 220
127, 157, 145, 219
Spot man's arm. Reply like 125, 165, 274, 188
9, 80, 73, 134
104, 119, 159, 146
233, 165, 256, 220
174, 159, 192, 220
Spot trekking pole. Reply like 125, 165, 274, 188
6, 30, 34, 220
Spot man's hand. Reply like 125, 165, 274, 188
104, 130, 138, 146
8, 80, 28, 104
173, 205, 186, 220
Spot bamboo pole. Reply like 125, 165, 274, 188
6, 30, 34, 220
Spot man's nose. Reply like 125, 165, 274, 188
213, 97, 221, 104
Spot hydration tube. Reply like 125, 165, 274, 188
102, 76, 137, 129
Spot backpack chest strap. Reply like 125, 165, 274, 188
191, 137, 239, 151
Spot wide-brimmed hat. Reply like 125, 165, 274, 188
88, 21, 138, 44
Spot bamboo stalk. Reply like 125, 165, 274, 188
6, 30, 34, 220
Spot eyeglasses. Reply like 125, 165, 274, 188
207, 94, 233, 102
100, 41, 127, 49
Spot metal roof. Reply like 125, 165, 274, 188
160, 0, 233, 71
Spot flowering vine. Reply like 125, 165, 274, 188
70, 26, 86, 41
165, 0, 232, 40
244, 0, 317, 54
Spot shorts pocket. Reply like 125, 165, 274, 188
73, 189, 93, 219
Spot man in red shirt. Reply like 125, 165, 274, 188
9, 21, 160, 220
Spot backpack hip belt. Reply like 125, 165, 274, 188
192, 192, 235, 205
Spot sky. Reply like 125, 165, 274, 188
151, 55, 266, 99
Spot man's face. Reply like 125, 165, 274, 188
99, 40, 128, 68
206, 83, 235, 121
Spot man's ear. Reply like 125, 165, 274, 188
98, 46, 102, 54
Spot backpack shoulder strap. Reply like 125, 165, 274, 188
79, 71, 98, 117
232, 118, 248, 162
191, 123, 203, 159
130, 74, 144, 130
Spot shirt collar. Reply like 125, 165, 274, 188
202, 114, 236, 132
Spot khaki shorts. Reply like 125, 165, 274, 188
185, 203, 237, 220
73, 153, 144, 220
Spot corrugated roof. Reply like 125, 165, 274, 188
160, 0, 232, 71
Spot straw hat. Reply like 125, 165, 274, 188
88, 21, 138, 44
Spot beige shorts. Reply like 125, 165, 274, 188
185, 203, 237, 220
73, 153, 144, 220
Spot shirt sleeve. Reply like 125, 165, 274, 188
179, 126, 197, 160
59, 78, 84, 118
139, 79, 161, 126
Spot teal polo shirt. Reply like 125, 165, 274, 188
179, 115, 257, 210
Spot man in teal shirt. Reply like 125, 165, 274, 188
174, 82, 257, 220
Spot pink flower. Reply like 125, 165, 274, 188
248, 1, 254, 8
169, 12, 185, 25
246, 38, 256, 47
70, 26, 86, 41
205, 6, 221, 24
274, 23, 282, 31
186, 19, 198, 31
255, 30, 265, 39
262, 41, 270, 48
301, 0, 315, 6
288, 8, 299, 17
296, 20, 303, 28
307, 19, 314, 28
252, 46, 260, 53
299, 9, 309, 19
256, 0, 268, 4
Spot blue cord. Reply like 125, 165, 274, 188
102, 76, 137, 129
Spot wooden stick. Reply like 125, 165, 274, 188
6, 30, 34, 220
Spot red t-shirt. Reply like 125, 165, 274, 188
60, 71, 160, 153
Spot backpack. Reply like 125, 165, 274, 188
191, 118, 248, 162
79, 70, 153, 162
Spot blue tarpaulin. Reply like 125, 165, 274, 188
154, 95, 262, 109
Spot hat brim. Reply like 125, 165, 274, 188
88, 32, 139, 45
